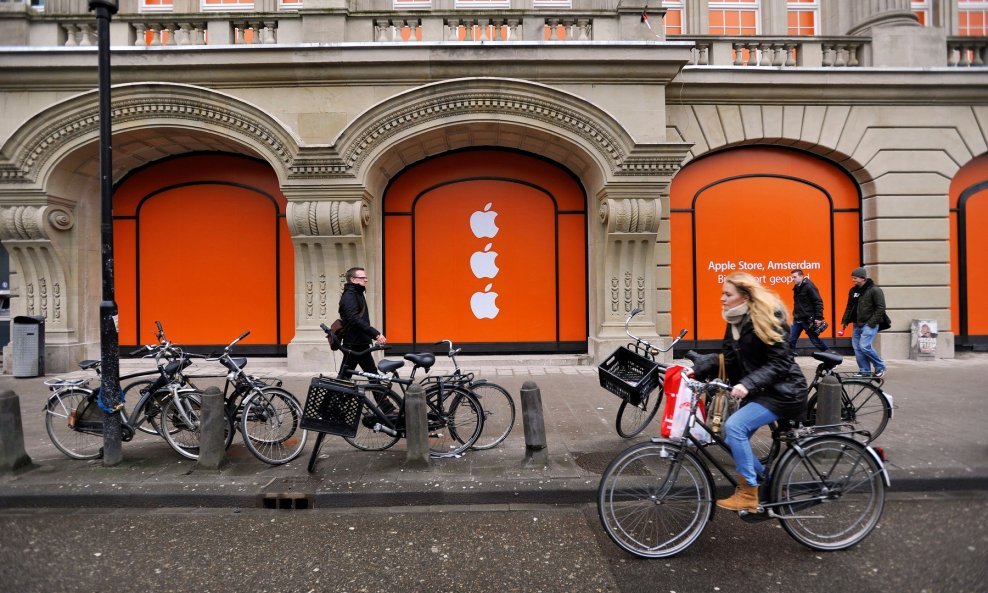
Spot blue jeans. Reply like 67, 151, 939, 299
788, 319, 829, 352
851, 324, 886, 374
723, 401, 779, 487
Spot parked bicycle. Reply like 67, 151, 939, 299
802, 350, 893, 443
305, 327, 484, 471
597, 373, 889, 558
427, 339, 515, 450
44, 331, 202, 460
598, 308, 687, 438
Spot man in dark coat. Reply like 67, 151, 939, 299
338, 266, 386, 380
787, 269, 829, 353
839, 267, 887, 378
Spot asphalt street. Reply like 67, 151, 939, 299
0, 492, 985, 593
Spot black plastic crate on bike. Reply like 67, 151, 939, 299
598, 347, 660, 406
300, 376, 364, 438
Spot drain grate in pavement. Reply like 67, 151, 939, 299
257, 477, 320, 510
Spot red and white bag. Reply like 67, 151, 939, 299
660, 365, 711, 444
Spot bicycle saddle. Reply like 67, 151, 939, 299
811, 351, 843, 369
79, 360, 100, 370
404, 353, 435, 371
378, 359, 405, 374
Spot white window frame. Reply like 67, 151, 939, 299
279, 0, 303, 9
140, 0, 174, 13
200, 0, 255, 12
661, 0, 686, 34
454, 0, 510, 8
393, 0, 431, 8
708, 0, 761, 36
958, 0, 988, 35
534, 0, 572, 8
786, 0, 818, 35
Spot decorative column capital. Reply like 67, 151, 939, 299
0, 204, 75, 241
286, 199, 370, 238
599, 197, 661, 234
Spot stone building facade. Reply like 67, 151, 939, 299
0, 0, 986, 372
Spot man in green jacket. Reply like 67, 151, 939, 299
839, 267, 887, 378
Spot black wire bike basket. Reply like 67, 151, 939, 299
598, 347, 661, 406
300, 376, 365, 438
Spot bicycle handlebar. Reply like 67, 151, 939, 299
319, 323, 387, 357
623, 308, 688, 355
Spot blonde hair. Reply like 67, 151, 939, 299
724, 272, 787, 344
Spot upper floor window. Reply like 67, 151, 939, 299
663, 0, 685, 35
959, 0, 988, 35
787, 0, 817, 36
911, 0, 931, 26
709, 0, 759, 36
201, 0, 254, 10
533, 0, 572, 7
141, 0, 173, 12
454, 0, 510, 7
394, 0, 431, 7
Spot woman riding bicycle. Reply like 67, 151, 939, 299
691, 272, 807, 512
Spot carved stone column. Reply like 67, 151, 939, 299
847, 0, 919, 35
284, 194, 370, 371
593, 185, 667, 361
0, 204, 74, 330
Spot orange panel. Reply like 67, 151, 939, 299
949, 154, 988, 336
114, 154, 293, 347
414, 180, 556, 343
384, 150, 587, 349
965, 188, 988, 334
670, 147, 860, 342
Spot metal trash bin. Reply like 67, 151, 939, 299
12, 315, 45, 378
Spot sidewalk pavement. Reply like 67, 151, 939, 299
2, 353, 986, 509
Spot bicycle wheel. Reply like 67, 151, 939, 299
159, 391, 204, 460
45, 389, 103, 460
751, 422, 781, 468
121, 379, 163, 436
468, 382, 516, 450
616, 387, 662, 438
771, 436, 885, 551
240, 387, 307, 465
806, 380, 890, 442
597, 440, 713, 558
427, 386, 483, 458
343, 388, 402, 452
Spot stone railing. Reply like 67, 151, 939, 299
947, 36, 988, 67
682, 36, 869, 68
372, 16, 590, 43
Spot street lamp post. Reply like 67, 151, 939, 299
89, 0, 122, 467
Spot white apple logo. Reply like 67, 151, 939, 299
470, 283, 500, 319
470, 202, 499, 238
470, 243, 499, 279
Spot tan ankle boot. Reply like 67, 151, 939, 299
717, 475, 760, 512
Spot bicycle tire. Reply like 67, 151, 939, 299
159, 391, 207, 460
752, 422, 781, 467
426, 386, 483, 458
805, 380, 891, 442
45, 389, 103, 460
343, 388, 402, 452
597, 440, 714, 558
240, 387, 307, 465
615, 387, 662, 438
771, 436, 885, 551
467, 382, 516, 450
121, 379, 164, 436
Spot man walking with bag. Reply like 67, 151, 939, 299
788, 268, 829, 353
839, 267, 887, 378
338, 266, 386, 380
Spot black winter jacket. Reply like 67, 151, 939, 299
792, 277, 824, 323
840, 279, 886, 327
339, 283, 380, 345
693, 313, 808, 421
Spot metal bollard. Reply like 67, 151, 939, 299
816, 375, 842, 431
404, 383, 430, 468
520, 380, 549, 468
196, 386, 228, 471
0, 390, 34, 474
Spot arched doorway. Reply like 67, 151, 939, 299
670, 146, 861, 349
113, 153, 294, 355
950, 153, 988, 348
382, 149, 587, 353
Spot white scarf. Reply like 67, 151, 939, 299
722, 302, 749, 341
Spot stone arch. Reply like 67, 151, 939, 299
0, 82, 301, 189
329, 78, 686, 199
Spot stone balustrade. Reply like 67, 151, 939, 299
948, 37, 988, 67
684, 37, 867, 68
